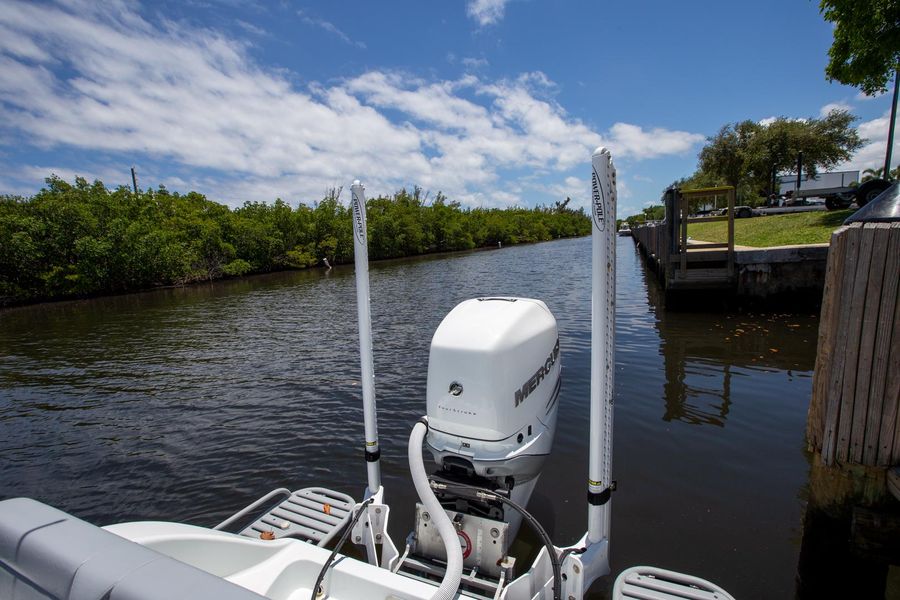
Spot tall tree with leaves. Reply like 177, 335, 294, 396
745, 110, 864, 186
694, 112, 863, 199
698, 121, 761, 189
821, 0, 900, 178
820, 0, 900, 95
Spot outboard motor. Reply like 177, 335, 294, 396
411, 297, 560, 580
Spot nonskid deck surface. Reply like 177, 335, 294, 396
613, 566, 735, 600
237, 487, 355, 547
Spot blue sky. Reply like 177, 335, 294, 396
0, 0, 896, 217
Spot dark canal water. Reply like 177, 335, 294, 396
0, 236, 822, 598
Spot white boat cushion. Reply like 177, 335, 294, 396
0, 498, 267, 600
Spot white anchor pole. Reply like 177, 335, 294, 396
587, 148, 617, 546
351, 180, 381, 494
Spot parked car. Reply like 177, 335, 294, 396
716, 206, 756, 218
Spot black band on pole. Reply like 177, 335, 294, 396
587, 487, 612, 506
364, 448, 381, 462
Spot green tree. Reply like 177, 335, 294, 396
863, 166, 885, 181
0, 175, 591, 305
743, 111, 863, 190
698, 121, 761, 189
820, 0, 900, 95
693, 112, 864, 201
642, 205, 666, 222
864, 165, 900, 180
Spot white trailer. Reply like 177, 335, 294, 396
777, 170, 891, 210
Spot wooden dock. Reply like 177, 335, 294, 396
631, 186, 831, 306
632, 186, 736, 292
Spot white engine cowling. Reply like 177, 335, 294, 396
425, 297, 560, 487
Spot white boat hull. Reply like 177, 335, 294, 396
106, 521, 443, 600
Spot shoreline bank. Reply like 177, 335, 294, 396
0, 235, 586, 312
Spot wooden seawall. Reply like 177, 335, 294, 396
631, 221, 829, 304
807, 221, 900, 467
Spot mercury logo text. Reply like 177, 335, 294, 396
514, 338, 560, 407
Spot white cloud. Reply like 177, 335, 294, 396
0, 172, 42, 197
837, 109, 900, 173
19, 164, 132, 188
819, 101, 852, 117
0, 22, 52, 61
540, 175, 589, 207
466, 0, 509, 26
758, 115, 809, 126
460, 189, 520, 207
856, 89, 886, 101
297, 9, 365, 49
0, 1, 704, 208
617, 178, 631, 200
606, 123, 703, 159
535, 170, 631, 214
235, 19, 266, 37
461, 57, 489, 70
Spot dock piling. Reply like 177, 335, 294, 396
808, 221, 900, 468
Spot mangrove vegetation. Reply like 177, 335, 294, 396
0, 176, 590, 305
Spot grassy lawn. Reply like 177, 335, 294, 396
687, 209, 853, 247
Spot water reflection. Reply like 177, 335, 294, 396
636, 252, 818, 428
662, 361, 733, 426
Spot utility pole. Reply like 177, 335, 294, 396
131, 166, 138, 196
770, 165, 777, 200
884, 68, 899, 180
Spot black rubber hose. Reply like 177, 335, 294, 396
559, 547, 586, 565
440, 483, 562, 600
310, 497, 374, 600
